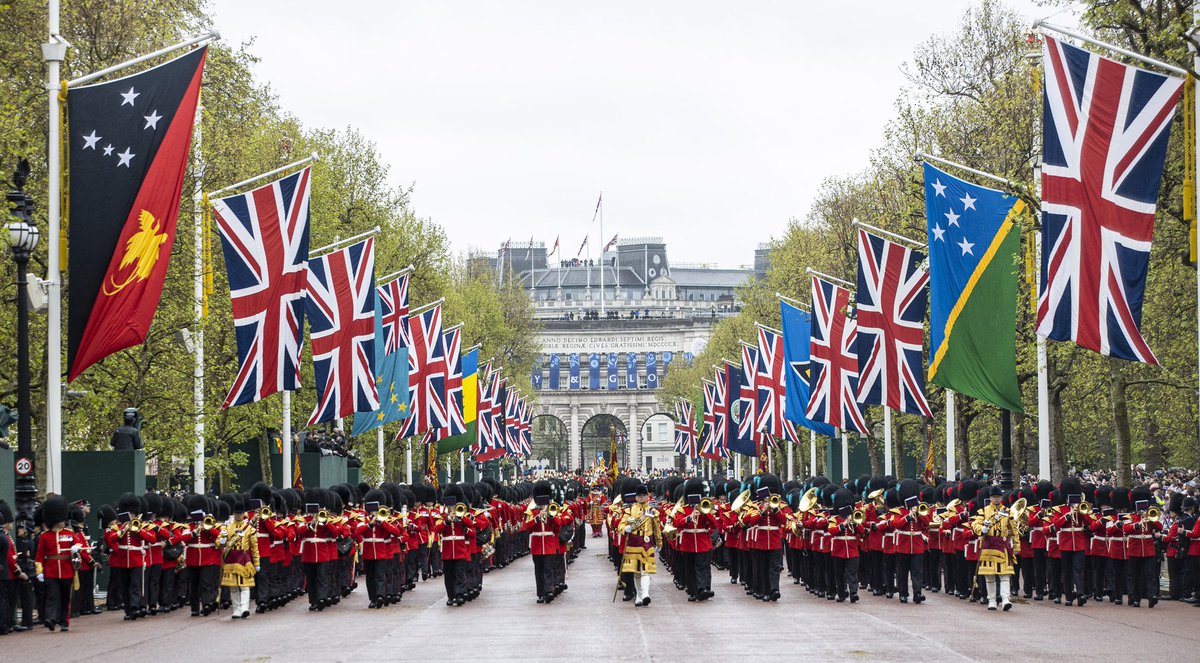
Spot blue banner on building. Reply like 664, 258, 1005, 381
569, 353, 580, 390
626, 352, 638, 389
548, 354, 560, 390
646, 352, 658, 389
684, 352, 694, 368
607, 353, 618, 390
588, 353, 600, 390
532, 361, 542, 390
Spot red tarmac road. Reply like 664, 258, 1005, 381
3, 545, 1197, 662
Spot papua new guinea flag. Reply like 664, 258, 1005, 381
67, 47, 207, 380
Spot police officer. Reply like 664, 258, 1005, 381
110, 408, 143, 451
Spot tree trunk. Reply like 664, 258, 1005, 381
259, 433, 273, 486
1143, 418, 1163, 470
867, 435, 882, 476
1048, 355, 1067, 482
1108, 358, 1132, 487
1013, 411, 1026, 476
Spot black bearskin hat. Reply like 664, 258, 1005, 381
1057, 477, 1082, 501
0, 499, 12, 525
957, 480, 979, 503
444, 483, 466, 505
833, 487, 856, 512
1110, 486, 1130, 512
42, 495, 69, 527
117, 492, 141, 516
532, 480, 553, 499
898, 478, 920, 502
752, 473, 783, 496
1169, 491, 1185, 515
1129, 485, 1152, 508
250, 482, 272, 505
362, 488, 386, 507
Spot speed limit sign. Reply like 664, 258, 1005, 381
14, 456, 32, 477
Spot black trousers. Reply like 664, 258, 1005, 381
680, 551, 712, 596
1126, 556, 1158, 602
17, 574, 34, 626
405, 549, 420, 587
111, 567, 144, 615
832, 556, 859, 599
106, 565, 124, 609
1167, 555, 1183, 599
1105, 558, 1127, 600
548, 553, 566, 588
532, 554, 552, 597
883, 552, 897, 594
727, 548, 740, 583
1047, 556, 1063, 598
0, 578, 14, 632
895, 553, 923, 598
924, 550, 940, 591
364, 559, 386, 603
145, 565, 161, 609
739, 547, 752, 586
254, 560, 274, 605
303, 562, 332, 606
442, 558, 466, 599
43, 578, 72, 626
72, 568, 95, 615
1087, 554, 1105, 598
188, 565, 219, 612
942, 552, 957, 595
1060, 551, 1086, 600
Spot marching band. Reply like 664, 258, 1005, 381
1, 470, 1198, 635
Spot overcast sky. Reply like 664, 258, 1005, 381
207, 1, 1077, 268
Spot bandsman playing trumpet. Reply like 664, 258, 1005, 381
828, 488, 862, 603
1122, 486, 1162, 608
522, 480, 572, 604
357, 490, 403, 609
432, 485, 476, 607
106, 493, 159, 621
1049, 477, 1095, 607
182, 494, 223, 617
971, 486, 1021, 611
740, 474, 791, 602
671, 479, 720, 602
890, 479, 931, 605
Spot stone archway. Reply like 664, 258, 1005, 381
580, 413, 628, 471
530, 414, 569, 470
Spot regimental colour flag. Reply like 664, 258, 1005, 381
780, 301, 835, 437
925, 163, 1024, 412
855, 229, 933, 417
305, 238, 379, 426
1038, 35, 1183, 364
212, 166, 311, 408
397, 304, 447, 440
807, 276, 867, 433
68, 48, 208, 380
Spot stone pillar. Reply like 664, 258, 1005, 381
570, 401, 581, 470
628, 400, 640, 472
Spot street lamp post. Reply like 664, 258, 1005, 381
7, 160, 41, 516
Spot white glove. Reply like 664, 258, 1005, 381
255, 566, 261, 572
623, 526, 632, 534
36, 573, 44, 582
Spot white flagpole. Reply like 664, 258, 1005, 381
841, 430, 849, 481
883, 407, 893, 475
946, 389, 956, 480
43, 0, 65, 495
191, 95, 206, 493
599, 194, 605, 317
809, 430, 816, 478
406, 440, 413, 484
282, 391, 292, 488
376, 428, 385, 483
1035, 156, 1051, 481
460, 452, 466, 482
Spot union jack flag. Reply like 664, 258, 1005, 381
396, 304, 446, 439
698, 380, 725, 460
1038, 36, 1182, 364
808, 276, 867, 433
379, 272, 409, 353
474, 362, 494, 454
476, 376, 507, 462
737, 347, 772, 452
305, 238, 378, 426
755, 326, 788, 439
855, 229, 932, 417
674, 399, 698, 458
211, 167, 311, 408
439, 326, 466, 436
518, 397, 532, 456
505, 390, 521, 455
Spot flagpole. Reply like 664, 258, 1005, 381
787, 434, 794, 481
809, 429, 816, 478
191, 93, 206, 493
310, 226, 380, 256
805, 267, 854, 289
43, 0, 66, 495
841, 430, 849, 481
207, 153, 319, 198
946, 389, 956, 480
67, 31, 220, 87
883, 407, 892, 475
282, 391, 292, 488
377, 428, 385, 483
1035, 20, 1187, 76
1193, 13, 1200, 467
599, 193, 605, 317
406, 439, 412, 484
1034, 152, 1051, 482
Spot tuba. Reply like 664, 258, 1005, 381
730, 489, 752, 514
797, 487, 820, 514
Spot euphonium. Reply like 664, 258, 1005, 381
730, 489, 752, 514
868, 488, 886, 509
698, 498, 715, 515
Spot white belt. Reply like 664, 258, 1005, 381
443, 536, 465, 542
149, 542, 165, 547
363, 538, 390, 543
256, 534, 270, 539
833, 536, 857, 541
1060, 527, 1083, 532
1128, 534, 1152, 540
307, 538, 333, 543
681, 528, 708, 534
187, 543, 214, 549
752, 526, 779, 531
118, 545, 145, 551
530, 532, 555, 537
898, 531, 923, 536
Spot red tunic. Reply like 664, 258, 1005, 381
889, 509, 932, 555
1123, 515, 1160, 558
672, 507, 719, 553
35, 529, 79, 579
184, 524, 222, 567
829, 516, 860, 559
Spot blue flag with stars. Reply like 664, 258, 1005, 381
780, 300, 835, 437
351, 303, 410, 436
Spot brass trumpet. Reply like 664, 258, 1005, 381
128, 518, 143, 533
316, 509, 330, 527
1146, 507, 1161, 523
376, 507, 392, 522
201, 516, 217, 531
767, 494, 783, 511
454, 503, 470, 519
850, 509, 866, 526
259, 506, 274, 519
1075, 501, 1092, 516
915, 503, 931, 518
698, 498, 715, 516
